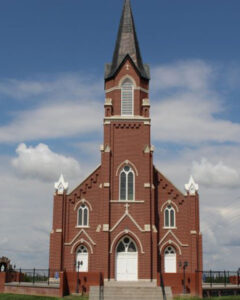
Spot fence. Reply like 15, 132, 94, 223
199, 271, 240, 287
6, 269, 61, 286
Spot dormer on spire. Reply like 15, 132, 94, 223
105, 0, 150, 80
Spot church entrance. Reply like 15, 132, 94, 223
164, 246, 176, 273
76, 245, 88, 272
116, 236, 138, 281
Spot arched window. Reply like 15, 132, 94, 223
78, 204, 89, 227
121, 79, 134, 116
164, 246, 176, 273
120, 166, 134, 201
164, 205, 175, 228
117, 236, 137, 253
76, 245, 88, 272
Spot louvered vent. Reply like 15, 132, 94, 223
121, 79, 133, 116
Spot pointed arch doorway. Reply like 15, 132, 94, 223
115, 236, 138, 281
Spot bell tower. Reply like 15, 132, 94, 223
100, 0, 157, 281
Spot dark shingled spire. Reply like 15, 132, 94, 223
105, 0, 150, 80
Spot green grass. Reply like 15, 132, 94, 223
0, 295, 88, 300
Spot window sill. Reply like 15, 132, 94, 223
75, 226, 90, 229
110, 200, 144, 203
163, 227, 177, 229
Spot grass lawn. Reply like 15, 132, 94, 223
0, 295, 88, 300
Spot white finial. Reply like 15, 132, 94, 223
54, 174, 68, 195
185, 175, 199, 196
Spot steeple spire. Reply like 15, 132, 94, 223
105, 0, 150, 80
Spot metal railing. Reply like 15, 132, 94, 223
6, 269, 61, 286
197, 270, 240, 287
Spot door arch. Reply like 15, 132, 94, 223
164, 246, 176, 273
76, 245, 88, 272
115, 236, 138, 281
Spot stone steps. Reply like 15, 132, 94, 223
89, 285, 172, 300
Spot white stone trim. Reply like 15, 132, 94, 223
110, 200, 144, 203
110, 207, 144, 232
104, 116, 150, 122
74, 199, 93, 211
103, 224, 109, 232
116, 160, 139, 176
144, 183, 151, 188
160, 240, 182, 255
100, 145, 104, 151
160, 199, 179, 213
96, 225, 101, 232
119, 75, 137, 88
71, 238, 93, 254
105, 98, 112, 106
144, 121, 151, 125
110, 230, 144, 254
190, 230, 197, 234
105, 86, 149, 94
56, 229, 62, 233
104, 120, 111, 125
159, 230, 188, 248
142, 98, 150, 106
144, 224, 151, 232
75, 226, 90, 229
50, 230, 54, 234
65, 229, 96, 246
152, 225, 158, 233
163, 226, 177, 230
104, 183, 110, 188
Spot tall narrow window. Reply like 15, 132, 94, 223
164, 205, 175, 228
120, 166, 135, 201
78, 204, 89, 227
121, 79, 134, 116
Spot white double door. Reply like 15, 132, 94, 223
116, 252, 138, 281
76, 252, 88, 272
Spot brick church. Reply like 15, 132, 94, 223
49, 0, 202, 295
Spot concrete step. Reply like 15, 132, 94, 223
89, 286, 172, 300
104, 280, 157, 287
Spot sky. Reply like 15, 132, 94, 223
0, 0, 240, 270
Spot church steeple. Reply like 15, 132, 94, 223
105, 0, 150, 80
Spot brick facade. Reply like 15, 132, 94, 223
49, 0, 202, 296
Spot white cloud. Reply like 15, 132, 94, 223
0, 101, 102, 143
151, 60, 213, 91
192, 158, 239, 188
151, 60, 240, 144
0, 73, 102, 101
12, 143, 81, 182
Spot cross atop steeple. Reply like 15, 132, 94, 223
105, 0, 150, 80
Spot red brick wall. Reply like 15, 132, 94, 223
159, 273, 202, 296
0, 272, 6, 292
3, 285, 60, 297
64, 271, 103, 295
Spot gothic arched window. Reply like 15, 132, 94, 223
120, 166, 134, 201
164, 205, 175, 228
78, 204, 89, 227
121, 79, 134, 116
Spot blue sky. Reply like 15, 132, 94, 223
0, 0, 240, 270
